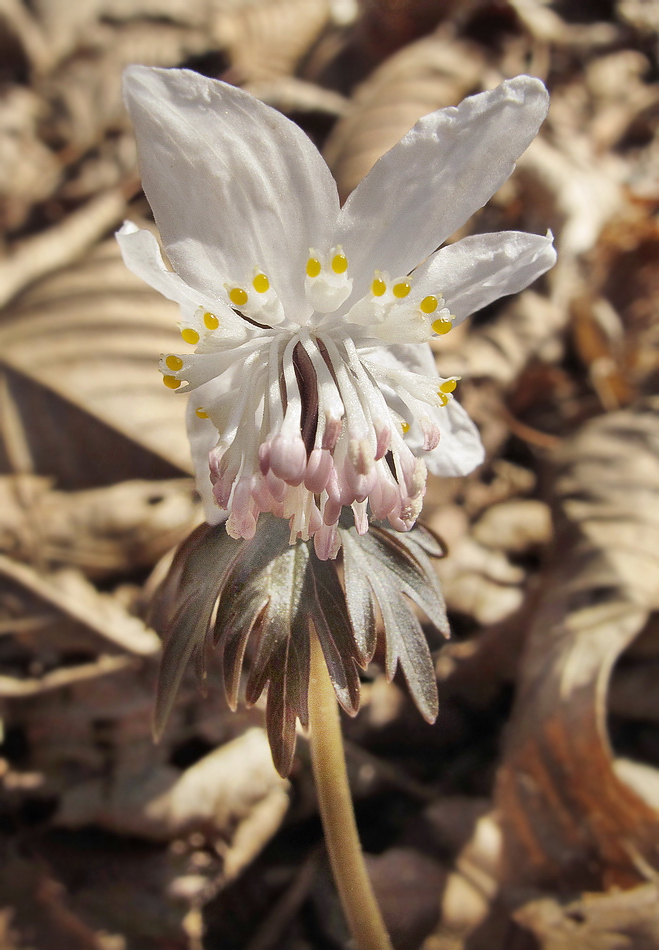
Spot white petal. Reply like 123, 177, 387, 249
334, 76, 549, 299
422, 399, 485, 477
414, 230, 556, 325
366, 343, 484, 476
185, 379, 227, 525
371, 342, 439, 378
117, 222, 216, 315
123, 66, 340, 318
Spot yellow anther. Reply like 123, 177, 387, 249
438, 393, 449, 407
181, 327, 200, 345
203, 311, 219, 330
440, 379, 458, 394
253, 273, 269, 293
195, 407, 209, 419
371, 276, 386, 297
163, 375, 181, 390
306, 257, 321, 278
420, 295, 438, 314
229, 287, 248, 307
401, 420, 411, 434
165, 354, 183, 372
393, 281, 411, 299
331, 253, 348, 274
432, 318, 452, 335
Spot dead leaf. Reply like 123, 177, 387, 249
0, 235, 192, 477
433, 534, 526, 625
513, 883, 659, 950
323, 32, 483, 200
57, 726, 290, 882
0, 86, 61, 233
214, 0, 331, 83
0, 556, 160, 656
0, 475, 200, 576
496, 399, 659, 893
434, 291, 567, 389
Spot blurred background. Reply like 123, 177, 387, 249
0, 0, 658, 947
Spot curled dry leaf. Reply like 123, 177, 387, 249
0, 86, 61, 233
323, 32, 483, 200
58, 727, 290, 880
429, 510, 527, 625
0, 476, 200, 577
496, 399, 659, 893
215, 0, 331, 83
472, 498, 553, 554
39, 20, 214, 152
0, 236, 191, 476
0, 555, 160, 657
434, 291, 567, 388
513, 883, 659, 950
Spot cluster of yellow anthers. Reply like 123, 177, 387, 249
161, 253, 457, 413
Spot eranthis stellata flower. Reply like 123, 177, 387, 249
118, 67, 556, 560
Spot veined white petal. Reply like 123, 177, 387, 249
117, 222, 217, 316
422, 399, 485, 477
334, 76, 549, 301
366, 342, 439, 380
186, 378, 228, 525
413, 230, 556, 325
123, 66, 340, 320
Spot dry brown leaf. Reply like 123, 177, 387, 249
38, 20, 214, 153
214, 0, 331, 83
57, 727, 290, 880
432, 533, 526, 625
434, 291, 567, 388
496, 399, 659, 893
0, 556, 160, 656
0, 476, 199, 576
0, 86, 61, 233
353, 0, 465, 64
513, 883, 659, 950
472, 499, 552, 554
323, 32, 483, 200
0, 235, 192, 476
0, 188, 128, 311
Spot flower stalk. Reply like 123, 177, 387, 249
308, 630, 393, 950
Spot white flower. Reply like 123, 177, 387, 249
117, 67, 556, 560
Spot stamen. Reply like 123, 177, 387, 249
393, 281, 411, 299
203, 312, 219, 329
432, 318, 452, 335
420, 296, 438, 314
401, 421, 411, 433
331, 253, 348, 274
181, 328, 200, 345
229, 287, 248, 307
306, 257, 321, 278
163, 375, 181, 390
165, 355, 183, 371
371, 276, 386, 297
253, 273, 269, 293
195, 407, 209, 418
439, 379, 458, 393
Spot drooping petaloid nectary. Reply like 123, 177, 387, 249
118, 67, 556, 559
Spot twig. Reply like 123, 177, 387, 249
245, 847, 321, 950
0, 654, 137, 697
308, 630, 393, 950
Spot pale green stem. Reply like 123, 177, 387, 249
308, 630, 393, 950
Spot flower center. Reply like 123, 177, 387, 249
157, 249, 460, 557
